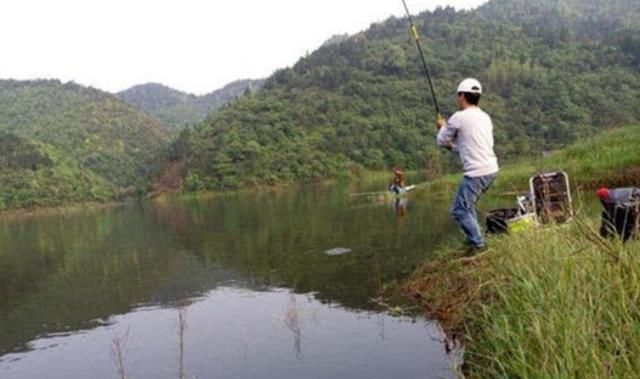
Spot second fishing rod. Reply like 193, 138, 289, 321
401, 0, 442, 122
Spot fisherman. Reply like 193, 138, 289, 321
389, 166, 405, 194
596, 187, 640, 241
436, 78, 499, 254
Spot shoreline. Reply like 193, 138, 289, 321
0, 200, 133, 222
400, 215, 640, 377
0, 168, 424, 220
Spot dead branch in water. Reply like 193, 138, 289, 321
177, 303, 188, 379
284, 294, 303, 359
111, 329, 130, 379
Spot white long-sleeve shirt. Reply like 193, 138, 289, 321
436, 107, 499, 178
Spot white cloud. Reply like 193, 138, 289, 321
0, 0, 487, 94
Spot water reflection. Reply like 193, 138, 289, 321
2, 289, 455, 379
394, 197, 409, 221
0, 180, 458, 378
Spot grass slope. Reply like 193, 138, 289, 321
404, 125, 640, 378
422, 124, 640, 197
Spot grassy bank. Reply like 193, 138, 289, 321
419, 125, 640, 198
404, 125, 640, 377
405, 221, 640, 377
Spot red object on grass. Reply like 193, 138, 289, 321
596, 187, 610, 200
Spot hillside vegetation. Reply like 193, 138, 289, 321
117, 79, 265, 131
423, 124, 640, 197
0, 80, 168, 209
169, 0, 640, 191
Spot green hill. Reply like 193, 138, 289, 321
116, 79, 265, 131
481, 0, 640, 31
0, 131, 109, 209
169, 0, 640, 191
0, 80, 169, 209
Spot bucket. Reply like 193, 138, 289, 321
487, 208, 536, 235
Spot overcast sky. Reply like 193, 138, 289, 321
0, 0, 488, 95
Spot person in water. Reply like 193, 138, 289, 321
390, 167, 405, 194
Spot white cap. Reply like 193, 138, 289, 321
457, 78, 482, 94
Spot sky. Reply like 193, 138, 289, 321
0, 0, 488, 95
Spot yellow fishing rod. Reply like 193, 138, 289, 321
401, 0, 443, 121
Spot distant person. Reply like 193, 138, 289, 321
389, 166, 405, 194
436, 78, 499, 254
596, 187, 640, 241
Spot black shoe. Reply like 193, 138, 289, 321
463, 244, 488, 257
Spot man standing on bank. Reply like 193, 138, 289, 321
436, 78, 499, 254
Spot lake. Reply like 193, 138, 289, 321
0, 179, 461, 379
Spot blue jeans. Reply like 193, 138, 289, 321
451, 173, 497, 247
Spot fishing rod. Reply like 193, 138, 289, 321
401, 0, 442, 120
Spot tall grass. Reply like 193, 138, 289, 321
464, 221, 640, 378
406, 216, 640, 378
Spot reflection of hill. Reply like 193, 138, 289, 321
151, 184, 454, 310
0, 208, 248, 355
0, 184, 453, 356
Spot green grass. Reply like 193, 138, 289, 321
404, 125, 640, 378
466, 221, 640, 378
419, 125, 640, 197
405, 216, 640, 378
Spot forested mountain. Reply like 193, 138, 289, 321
168, 0, 640, 191
480, 0, 640, 43
0, 80, 169, 209
117, 79, 265, 131
482, 0, 640, 29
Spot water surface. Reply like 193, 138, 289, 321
1, 180, 460, 378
